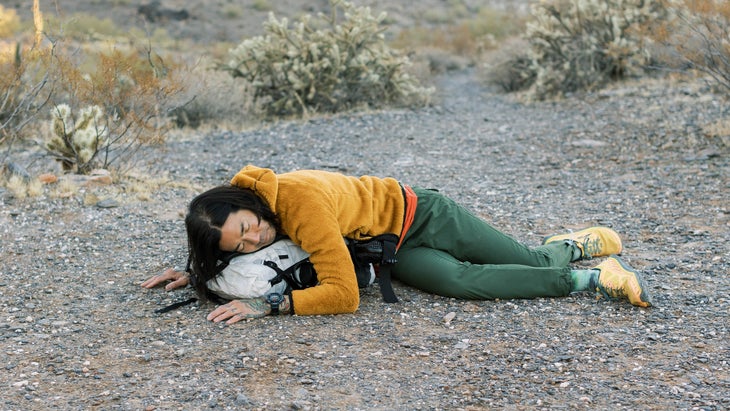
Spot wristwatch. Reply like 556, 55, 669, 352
265, 292, 284, 316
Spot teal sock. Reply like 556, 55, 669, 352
570, 269, 599, 292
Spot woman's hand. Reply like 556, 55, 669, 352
207, 299, 268, 324
141, 268, 190, 291
207, 296, 292, 324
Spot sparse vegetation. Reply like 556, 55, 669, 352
395, 6, 525, 58
0, 5, 21, 37
44, 13, 124, 41
2, 0, 729, 199
1, 2, 184, 181
222, 4, 245, 19
487, 0, 669, 99
251, 0, 273, 13
0, 4, 51, 149
651, 0, 730, 95
218, 0, 432, 117
41, 45, 183, 174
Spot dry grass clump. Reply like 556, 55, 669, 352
43, 13, 124, 42
702, 118, 730, 148
2, 173, 42, 198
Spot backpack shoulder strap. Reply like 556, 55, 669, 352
375, 234, 399, 303
349, 233, 400, 303
264, 257, 316, 290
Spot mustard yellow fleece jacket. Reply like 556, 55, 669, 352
231, 165, 405, 315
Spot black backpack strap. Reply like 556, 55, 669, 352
154, 297, 198, 313
349, 234, 399, 303
264, 258, 317, 290
376, 234, 399, 303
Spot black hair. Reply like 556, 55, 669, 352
185, 185, 280, 301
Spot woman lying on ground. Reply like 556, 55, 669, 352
142, 165, 653, 324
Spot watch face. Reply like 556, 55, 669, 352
267, 293, 282, 303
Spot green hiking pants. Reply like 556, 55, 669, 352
393, 187, 574, 300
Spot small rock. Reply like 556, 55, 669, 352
454, 340, 469, 349
96, 198, 120, 208
61, 169, 113, 187
88, 169, 113, 184
443, 311, 456, 324
234, 393, 251, 406
38, 173, 58, 184
571, 139, 608, 148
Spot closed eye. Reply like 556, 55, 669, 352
236, 222, 246, 252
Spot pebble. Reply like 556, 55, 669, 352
443, 311, 457, 324
96, 198, 120, 208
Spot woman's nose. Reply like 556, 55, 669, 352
245, 230, 260, 244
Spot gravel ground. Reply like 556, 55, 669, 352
1, 67, 728, 410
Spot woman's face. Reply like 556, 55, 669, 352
218, 209, 275, 253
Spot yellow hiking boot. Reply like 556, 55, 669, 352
593, 256, 653, 307
542, 226, 622, 259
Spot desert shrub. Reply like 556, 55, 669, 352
1, 3, 47, 147
1, 44, 51, 149
218, 0, 432, 117
0, 5, 21, 38
168, 61, 256, 129
483, 37, 536, 92
44, 46, 183, 174
2, 1, 183, 185
490, 0, 668, 99
44, 13, 124, 42
652, 0, 730, 95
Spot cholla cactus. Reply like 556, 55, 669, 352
522, 0, 668, 99
220, 0, 431, 116
47, 104, 109, 173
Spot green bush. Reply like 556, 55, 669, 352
219, 0, 432, 117
493, 0, 667, 99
